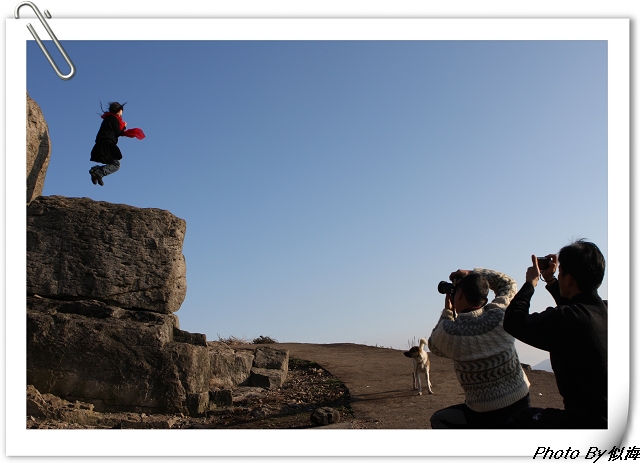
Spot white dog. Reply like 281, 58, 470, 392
403, 337, 433, 395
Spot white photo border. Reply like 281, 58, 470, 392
6, 17, 629, 457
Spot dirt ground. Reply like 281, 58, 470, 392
274, 343, 564, 429
27, 342, 563, 429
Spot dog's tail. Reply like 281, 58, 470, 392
419, 337, 428, 350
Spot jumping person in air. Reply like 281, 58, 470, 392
89, 102, 145, 186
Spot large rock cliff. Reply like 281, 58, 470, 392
27, 196, 187, 314
27, 295, 210, 415
26, 197, 288, 415
27, 93, 51, 204
27, 195, 210, 415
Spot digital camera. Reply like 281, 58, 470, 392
537, 257, 551, 271
437, 276, 461, 296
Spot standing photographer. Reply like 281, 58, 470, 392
503, 240, 607, 428
428, 268, 531, 428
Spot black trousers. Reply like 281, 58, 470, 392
507, 407, 607, 429
430, 394, 531, 429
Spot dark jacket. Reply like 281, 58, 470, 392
503, 281, 607, 428
90, 114, 125, 163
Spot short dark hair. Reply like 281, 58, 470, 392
457, 273, 489, 306
108, 101, 125, 113
558, 239, 605, 292
100, 101, 126, 114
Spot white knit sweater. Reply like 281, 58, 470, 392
428, 268, 530, 412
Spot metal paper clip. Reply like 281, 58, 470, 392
15, 1, 76, 80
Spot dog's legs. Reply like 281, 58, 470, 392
412, 371, 418, 390
416, 368, 422, 395
425, 361, 434, 394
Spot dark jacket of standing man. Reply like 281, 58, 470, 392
503, 239, 607, 428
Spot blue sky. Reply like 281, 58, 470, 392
27, 39, 608, 366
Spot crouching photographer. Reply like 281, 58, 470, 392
503, 240, 607, 428
428, 268, 531, 428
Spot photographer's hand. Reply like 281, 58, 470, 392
445, 293, 453, 312
449, 269, 471, 280
444, 293, 457, 319
526, 255, 541, 288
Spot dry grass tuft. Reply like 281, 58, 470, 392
215, 334, 250, 345
252, 335, 278, 344
214, 334, 278, 345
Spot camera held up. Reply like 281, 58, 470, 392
537, 257, 551, 271
438, 275, 462, 297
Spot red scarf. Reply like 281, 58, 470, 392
102, 112, 145, 140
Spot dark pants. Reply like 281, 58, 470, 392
90, 140, 122, 179
507, 407, 607, 429
91, 159, 120, 179
430, 394, 530, 429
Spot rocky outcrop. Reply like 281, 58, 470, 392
208, 345, 289, 390
26, 195, 289, 417
251, 346, 289, 388
27, 196, 187, 314
27, 384, 105, 427
27, 356, 343, 429
27, 296, 210, 416
209, 345, 255, 389
27, 384, 182, 429
26, 195, 204, 415
27, 93, 51, 204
